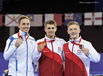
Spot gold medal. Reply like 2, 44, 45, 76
43, 42, 46, 46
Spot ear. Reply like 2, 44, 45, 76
55, 27, 57, 31
79, 29, 81, 33
44, 27, 46, 32
67, 28, 69, 34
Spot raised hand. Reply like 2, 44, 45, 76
15, 36, 23, 48
37, 41, 46, 52
79, 45, 89, 56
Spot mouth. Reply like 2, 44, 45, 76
24, 28, 29, 30
24, 28, 29, 32
71, 33, 76, 35
49, 31, 54, 34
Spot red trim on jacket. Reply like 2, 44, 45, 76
38, 41, 63, 76
63, 43, 87, 76
18, 32, 29, 40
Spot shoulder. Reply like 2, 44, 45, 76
56, 37, 66, 42
55, 37, 66, 45
81, 39, 92, 45
8, 33, 18, 40
64, 42, 69, 45
28, 36, 36, 41
6, 33, 18, 43
36, 38, 45, 43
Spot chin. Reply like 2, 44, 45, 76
50, 34, 55, 36
71, 36, 77, 39
24, 31, 29, 33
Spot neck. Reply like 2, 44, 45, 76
20, 30, 28, 34
70, 36, 80, 41
47, 35, 55, 39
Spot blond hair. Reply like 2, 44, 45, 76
67, 21, 80, 28
18, 15, 29, 24
44, 20, 57, 28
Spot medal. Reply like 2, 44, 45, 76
43, 42, 46, 46
79, 44, 84, 49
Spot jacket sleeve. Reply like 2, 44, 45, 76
32, 41, 41, 62
86, 42, 100, 63
3, 37, 17, 60
62, 40, 66, 69
62, 39, 66, 61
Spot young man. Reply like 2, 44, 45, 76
63, 21, 100, 76
33, 20, 66, 76
3, 15, 36, 76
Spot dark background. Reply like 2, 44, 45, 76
0, 0, 103, 53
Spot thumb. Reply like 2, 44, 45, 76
19, 36, 23, 40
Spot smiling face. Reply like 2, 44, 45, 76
67, 23, 81, 40
18, 18, 30, 33
44, 20, 57, 39
45, 24, 57, 38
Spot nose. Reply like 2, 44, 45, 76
25, 24, 30, 27
49, 28, 54, 31
72, 29, 75, 32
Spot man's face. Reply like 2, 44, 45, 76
67, 24, 80, 39
18, 18, 30, 33
45, 24, 57, 37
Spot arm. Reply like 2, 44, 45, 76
3, 37, 17, 60
3, 36, 23, 60
62, 40, 66, 70
32, 41, 42, 62
87, 43, 100, 62
81, 42, 100, 63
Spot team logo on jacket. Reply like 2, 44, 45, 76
77, 49, 82, 55
58, 47, 61, 50
57, 47, 62, 53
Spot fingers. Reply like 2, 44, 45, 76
79, 44, 84, 49
37, 42, 46, 52
19, 36, 23, 40
80, 48, 89, 56
15, 37, 23, 48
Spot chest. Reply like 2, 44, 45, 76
46, 41, 63, 54
68, 43, 87, 58
15, 40, 35, 56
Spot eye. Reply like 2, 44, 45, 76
22, 23, 26, 25
52, 27, 54, 29
74, 28, 77, 30
48, 27, 51, 29
69, 28, 72, 31
27, 23, 30, 25
22, 23, 30, 25
47, 27, 55, 29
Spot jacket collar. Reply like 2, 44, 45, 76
69, 36, 82, 43
45, 35, 56, 42
18, 30, 29, 40
19, 30, 29, 36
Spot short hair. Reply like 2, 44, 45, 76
67, 21, 80, 28
44, 20, 57, 28
18, 15, 29, 24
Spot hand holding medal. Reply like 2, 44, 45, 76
37, 41, 46, 52
79, 44, 89, 56
15, 36, 23, 48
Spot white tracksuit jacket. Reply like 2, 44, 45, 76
63, 37, 100, 76
32, 36, 66, 76
3, 30, 36, 76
